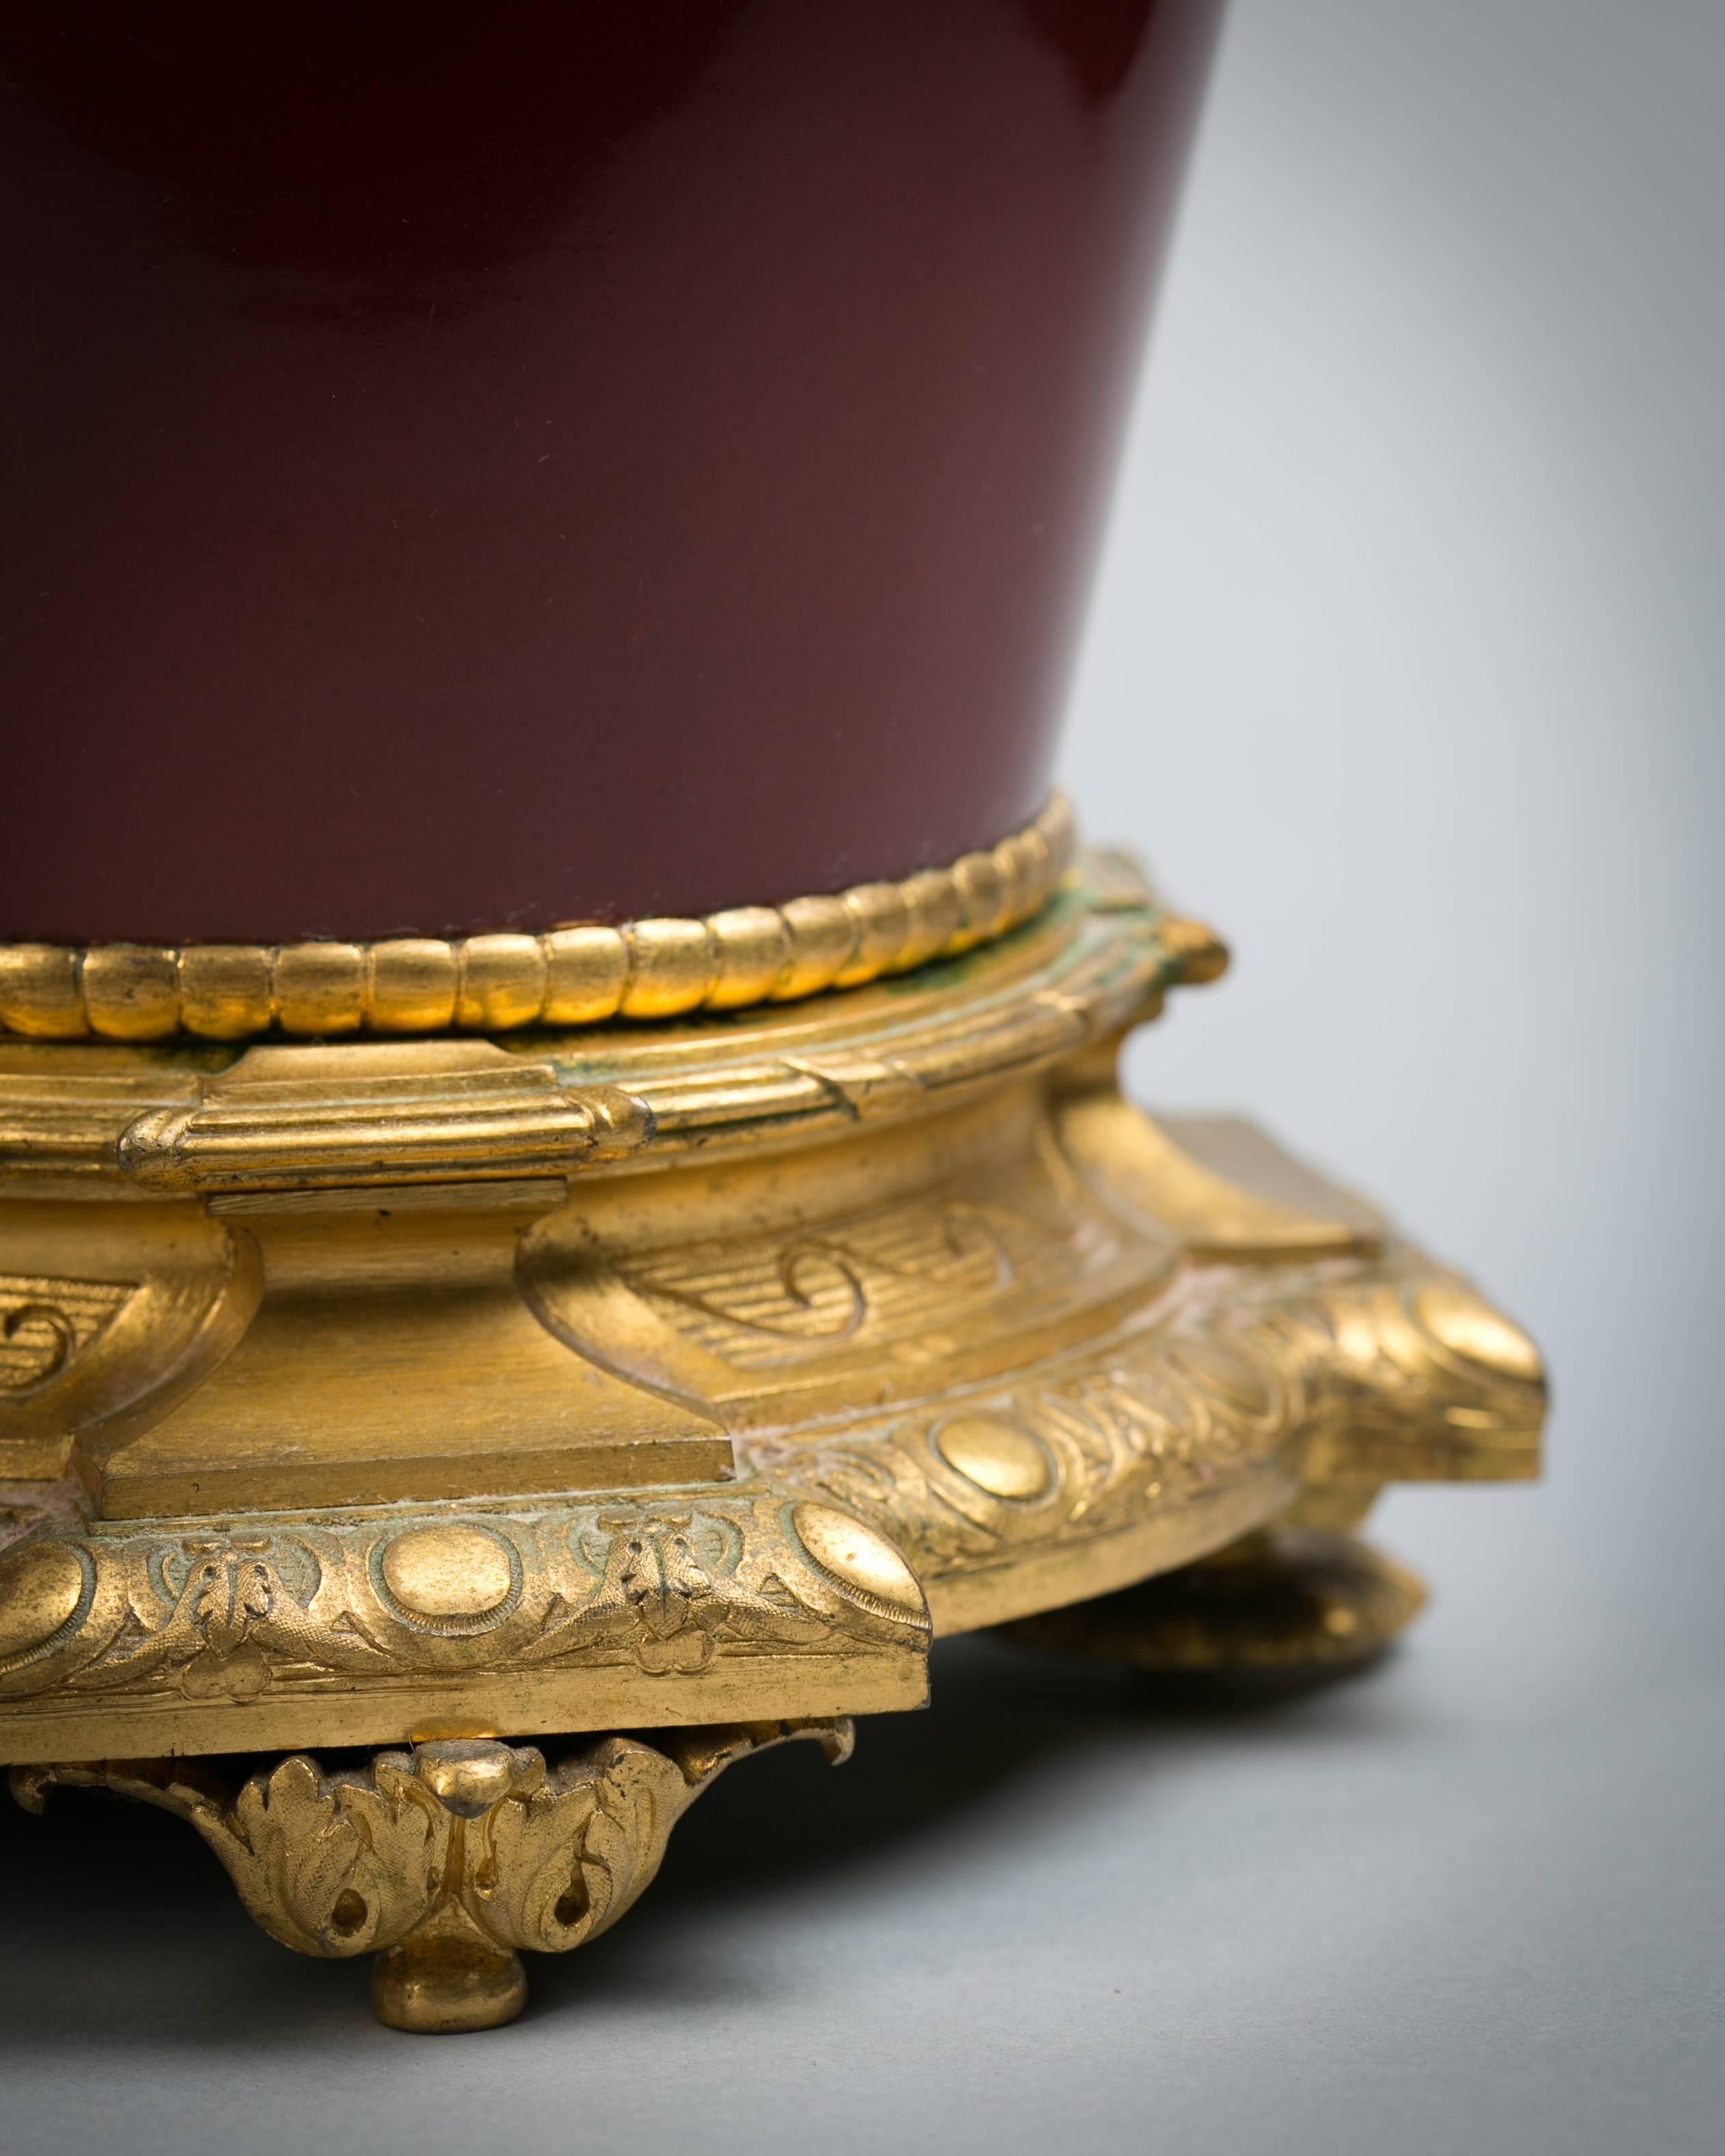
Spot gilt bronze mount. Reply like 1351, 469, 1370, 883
0, 0, 1544, 2043
0, 845, 1544, 2028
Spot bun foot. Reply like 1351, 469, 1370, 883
999, 1527, 1428, 1678
371, 1932, 529, 2035
11, 1718, 850, 2031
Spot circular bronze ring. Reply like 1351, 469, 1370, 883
0, 798, 1074, 1043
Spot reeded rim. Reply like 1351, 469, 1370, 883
0, 798, 1074, 1043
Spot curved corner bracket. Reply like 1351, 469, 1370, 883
12, 1717, 852, 2031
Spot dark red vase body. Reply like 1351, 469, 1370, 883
0, 1, 1221, 943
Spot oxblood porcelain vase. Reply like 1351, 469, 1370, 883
0, 3, 1544, 2039
2, 0, 1220, 943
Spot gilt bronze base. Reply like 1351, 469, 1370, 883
0, 857, 1544, 2030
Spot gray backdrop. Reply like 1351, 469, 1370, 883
4, 4, 1720, 2151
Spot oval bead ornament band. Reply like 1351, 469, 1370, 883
0, 798, 1073, 1043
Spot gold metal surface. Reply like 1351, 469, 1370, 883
0, 1486, 927, 1761
1002, 1525, 1429, 1672
0, 797, 1073, 1042
13, 1718, 851, 2031
0, 848, 1544, 2026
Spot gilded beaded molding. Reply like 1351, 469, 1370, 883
0, 797, 1073, 1043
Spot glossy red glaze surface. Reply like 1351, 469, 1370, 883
0, 2, 1220, 942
